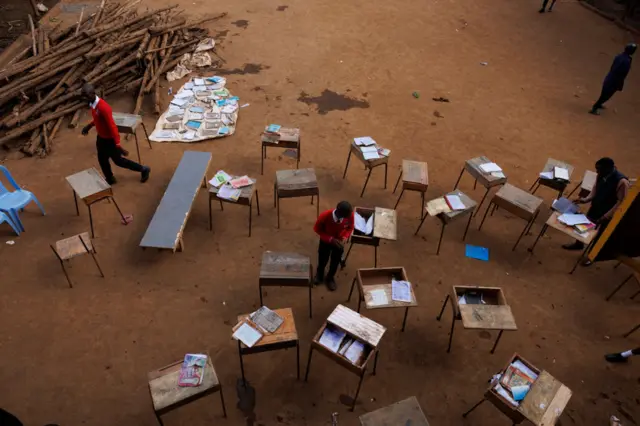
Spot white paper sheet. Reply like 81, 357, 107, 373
554, 167, 570, 181
391, 279, 412, 303
218, 185, 241, 201
491, 171, 506, 178
369, 289, 389, 306
175, 90, 194, 98
150, 130, 176, 139
194, 78, 205, 85
232, 322, 263, 347
354, 212, 373, 235
539, 171, 554, 179
344, 340, 366, 364
354, 136, 376, 146
183, 130, 196, 140
363, 151, 381, 160
360, 146, 378, 153
170, 97, 189, 107
557, 213, 591, 226
184, 82, 194, 89
445, 194, 466, 210
318, 327, 346, 353
479, 162, 502, 173
209, 170, 232, 187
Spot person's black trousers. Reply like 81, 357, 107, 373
96, 136, 143, 179
540, 0, 557, 10
592, 84, 617, 110
317, 240, 343, 280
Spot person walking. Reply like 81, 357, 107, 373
605, 347, 640, 363
539, 0, 557, 13
80, 83, 150, 184
313, 201, 354, 291
590, 43, 637, 115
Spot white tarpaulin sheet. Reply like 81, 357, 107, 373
149, 76, 239, 143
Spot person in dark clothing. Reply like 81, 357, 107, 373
313, 201, 355, 291
80, 83, 150, 185
605, 347, 640, 363
563, 158, 629, 256
539, 0, 557, 13
590, 43, 637, 114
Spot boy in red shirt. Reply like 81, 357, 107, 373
313, 201, 354, 290
80, 83, 150, 185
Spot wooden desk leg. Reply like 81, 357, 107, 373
259, 284, 264, 306
304, 347, 313, 381
372, 350, 379, 375
462, 398, 486, 418
351, 373, 365, 412
133, 132, 142, 163
79, 235, 104, 278
347, 276, 357, 302
393, 188, 405, 210
308, 281, 313, 319
51, 245, 73, 288
88, 204, 95, 238
436, 222, 446, 255
490, 330, 504, 354
277, 194, 281, 229
383, 163, 388, 189
624, 323, 640, 338
238, 340, 247, 386
420, 191, 425, 219
155, 412, 164, 426
415, 211, 428, 235
141, 122, 153, 149
219, 200, 224, 211
316, 192, 319, 217
436, 294, 450, 321
360, 168, 373, 197
248, 198, 252, 237
529, 178, 540, 194
73, 191, 79, 216
569, 240, 594, 274
513, 218, 532, 251
478, 201, 492, 230
296, 341, 300, 379
606, 274, 633, 301
357, 289, 362, 312
567, 180, 582, 198
447, 316, 456, 353
528, 224, 548, 253
218, 384, 228, 418
374, 245, 378, 267
208, 196, 213, 231
111, 197, 128, 225
296, 143, 300, 169
401, 307, 409, 332
453, 167, 465, 190
342, 241, 354, 268
342, 149, 352, 179
393, 171, 402, 193
261, 144, 266, 175
255, 190, 261, 215
474, 187, 490, 217
462, 213, 473, 241
473, 179, 478, 190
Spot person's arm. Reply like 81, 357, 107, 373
579, 185, 597, 204
338, 213, 355, 241
81, 115, 95, 135
314, 212, 334, 244
610, 56, 631, 90
101, 103, 122, 147
601, 179, 629, 222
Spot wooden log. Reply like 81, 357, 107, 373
89, 51, 137, 84
149, 19, 186, 35
85, 37, 141, 58
83, 50, 128, 82
21, 128, 41, 155
49, 116, 65, 142
86, 5, 178, 39
29, 0, 39, 17
144, 33, 179, 92
133, 65, 152, 115
91, 0, 107, 29
28, 15, 37, 56
44, 32, 50, 52
154, 77, 161, 114
76, 7, 86, 36
0, 103, 83, 146
136, 31, 151, 59
145, 37, 201, 54
7, 47, 31, 67
69, 109, 83, 128
159, 32, 170, 58
31, 42, 93, 75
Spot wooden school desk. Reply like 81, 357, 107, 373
50, 232, 104, 288
148, 357, 227, 425
528, 211, 598, 274
343, 142, 389, 197
605, 255, 640, 301
259, 251, 313, 318
342, 207, 397, 268
66, 167, 128, 238
347, 267, 418, 332
360, 396, 430, 426
453, 156, 507, 215
236, 308, 300, 384
208, 174, 260, 237
415, 190, 477, 255
112, 112, 152, 163
479, 184, 543, 251
393, 160, 429, 217
274, 168, 319, 228
305, 304, 387, 411
463, 353, 572, 426
261, 127, 301, 174
567, 170, 597, 199
529, 158, 574, 199
437, 285, 517, 353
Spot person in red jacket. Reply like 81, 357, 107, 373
313, 201, 354, 290
80, 83, 150, 185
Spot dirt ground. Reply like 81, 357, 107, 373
1, 0, 640, 424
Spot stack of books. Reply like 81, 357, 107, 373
318, 325, 369, 366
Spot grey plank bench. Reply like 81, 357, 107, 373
140, 151, 211, 252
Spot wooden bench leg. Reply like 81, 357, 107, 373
360, 168, 373, 198
490, 330, 503, 354
304, 347, 314, 381
79, 235, 104, 278
238, 340, 247, 387
436, 223, 446, 255
393, 171, 402, 193
155, 412, 164, 426
528, 223, 548, 253
351, 372, 365, 412
447, 315, 456, 353
255, 189, 261, 215
51, 245, 73, 288
296, 341, 300, 379
73, 190, 79, 216
133, 132, 142, 163
383, 163, 388, 189
624, 323, 640, 338
436, 294, 450, 321
462, 213, 473, 241
453, 167, 465, 190
347, 276, 357, 302
141, 122, 153, 149
248, 199, 252, 237
342, 149, 352, 179
111, 197, 128, 226
474, 187, 490, 217
218, 384, 227, 418
567, 180, 582, 198
478, 201, 492, 231
394, 188, 405, 210
372, 350, 379, 375
88, 205, 95, 238
415, 211, 428, 235
513, 218, 533, 251
209, 196, 213, 231
401, 307, 410, 332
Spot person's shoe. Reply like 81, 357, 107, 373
581, 259, 593, 267
548, 7, 553, 11
539, 8, 546, 12
314, 273, 324, 286
106, 176, 117, 185
141, 166, 151, 183
589, 108, 600, 115
326, 277, 337, 291
605, 353, 628, 363
562, 241, 585, 251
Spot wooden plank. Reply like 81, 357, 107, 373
112, 112, 142, 135
237, 308, 298, 347
373, 207, 397, 240
327, 304, 387, 347
140, 151, 211, 251
359, 396, 430, 426
276, 168, 318, 193
465, 156, 507, 188
518, 370, 571, 426
459, 304, 517, 331
148, 357, 219, 412
55, 232, 92, 260
545, 212, 597, 245
65, 168, 110, 200
402, 160, 428, 186
494, 183, 543, 220
259, 251, 311, 281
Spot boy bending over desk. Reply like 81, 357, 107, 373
313, 201, 354, 291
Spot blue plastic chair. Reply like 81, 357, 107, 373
0, 210, 21, 235
0, 165, 45, 231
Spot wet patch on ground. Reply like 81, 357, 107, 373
218, 63, 270, 75
297, 89, 370, 115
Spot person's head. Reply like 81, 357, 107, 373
625, 42, 637, 56
335, 201, 353, 220
595, 157, 615, 177
81, 83, 96, 103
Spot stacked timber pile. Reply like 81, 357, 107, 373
0, 0, 226, 157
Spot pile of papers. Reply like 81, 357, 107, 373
551, 197, 578, 214
458, 291, 485, 305
318, 325, 368, 366
479, 162, 505, 179
492, 359, 539, 406
354, 212, 374, 235
558, 213, 595, 235
353, 136, 391, 160
232, 306, 284, 348
426, 197, 452, 216
178, 354, 208, 387
217, 184, 241, 201
150, 76, 240, 143
540, 166, 570, 181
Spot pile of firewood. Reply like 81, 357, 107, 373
0, 0, 226, 156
